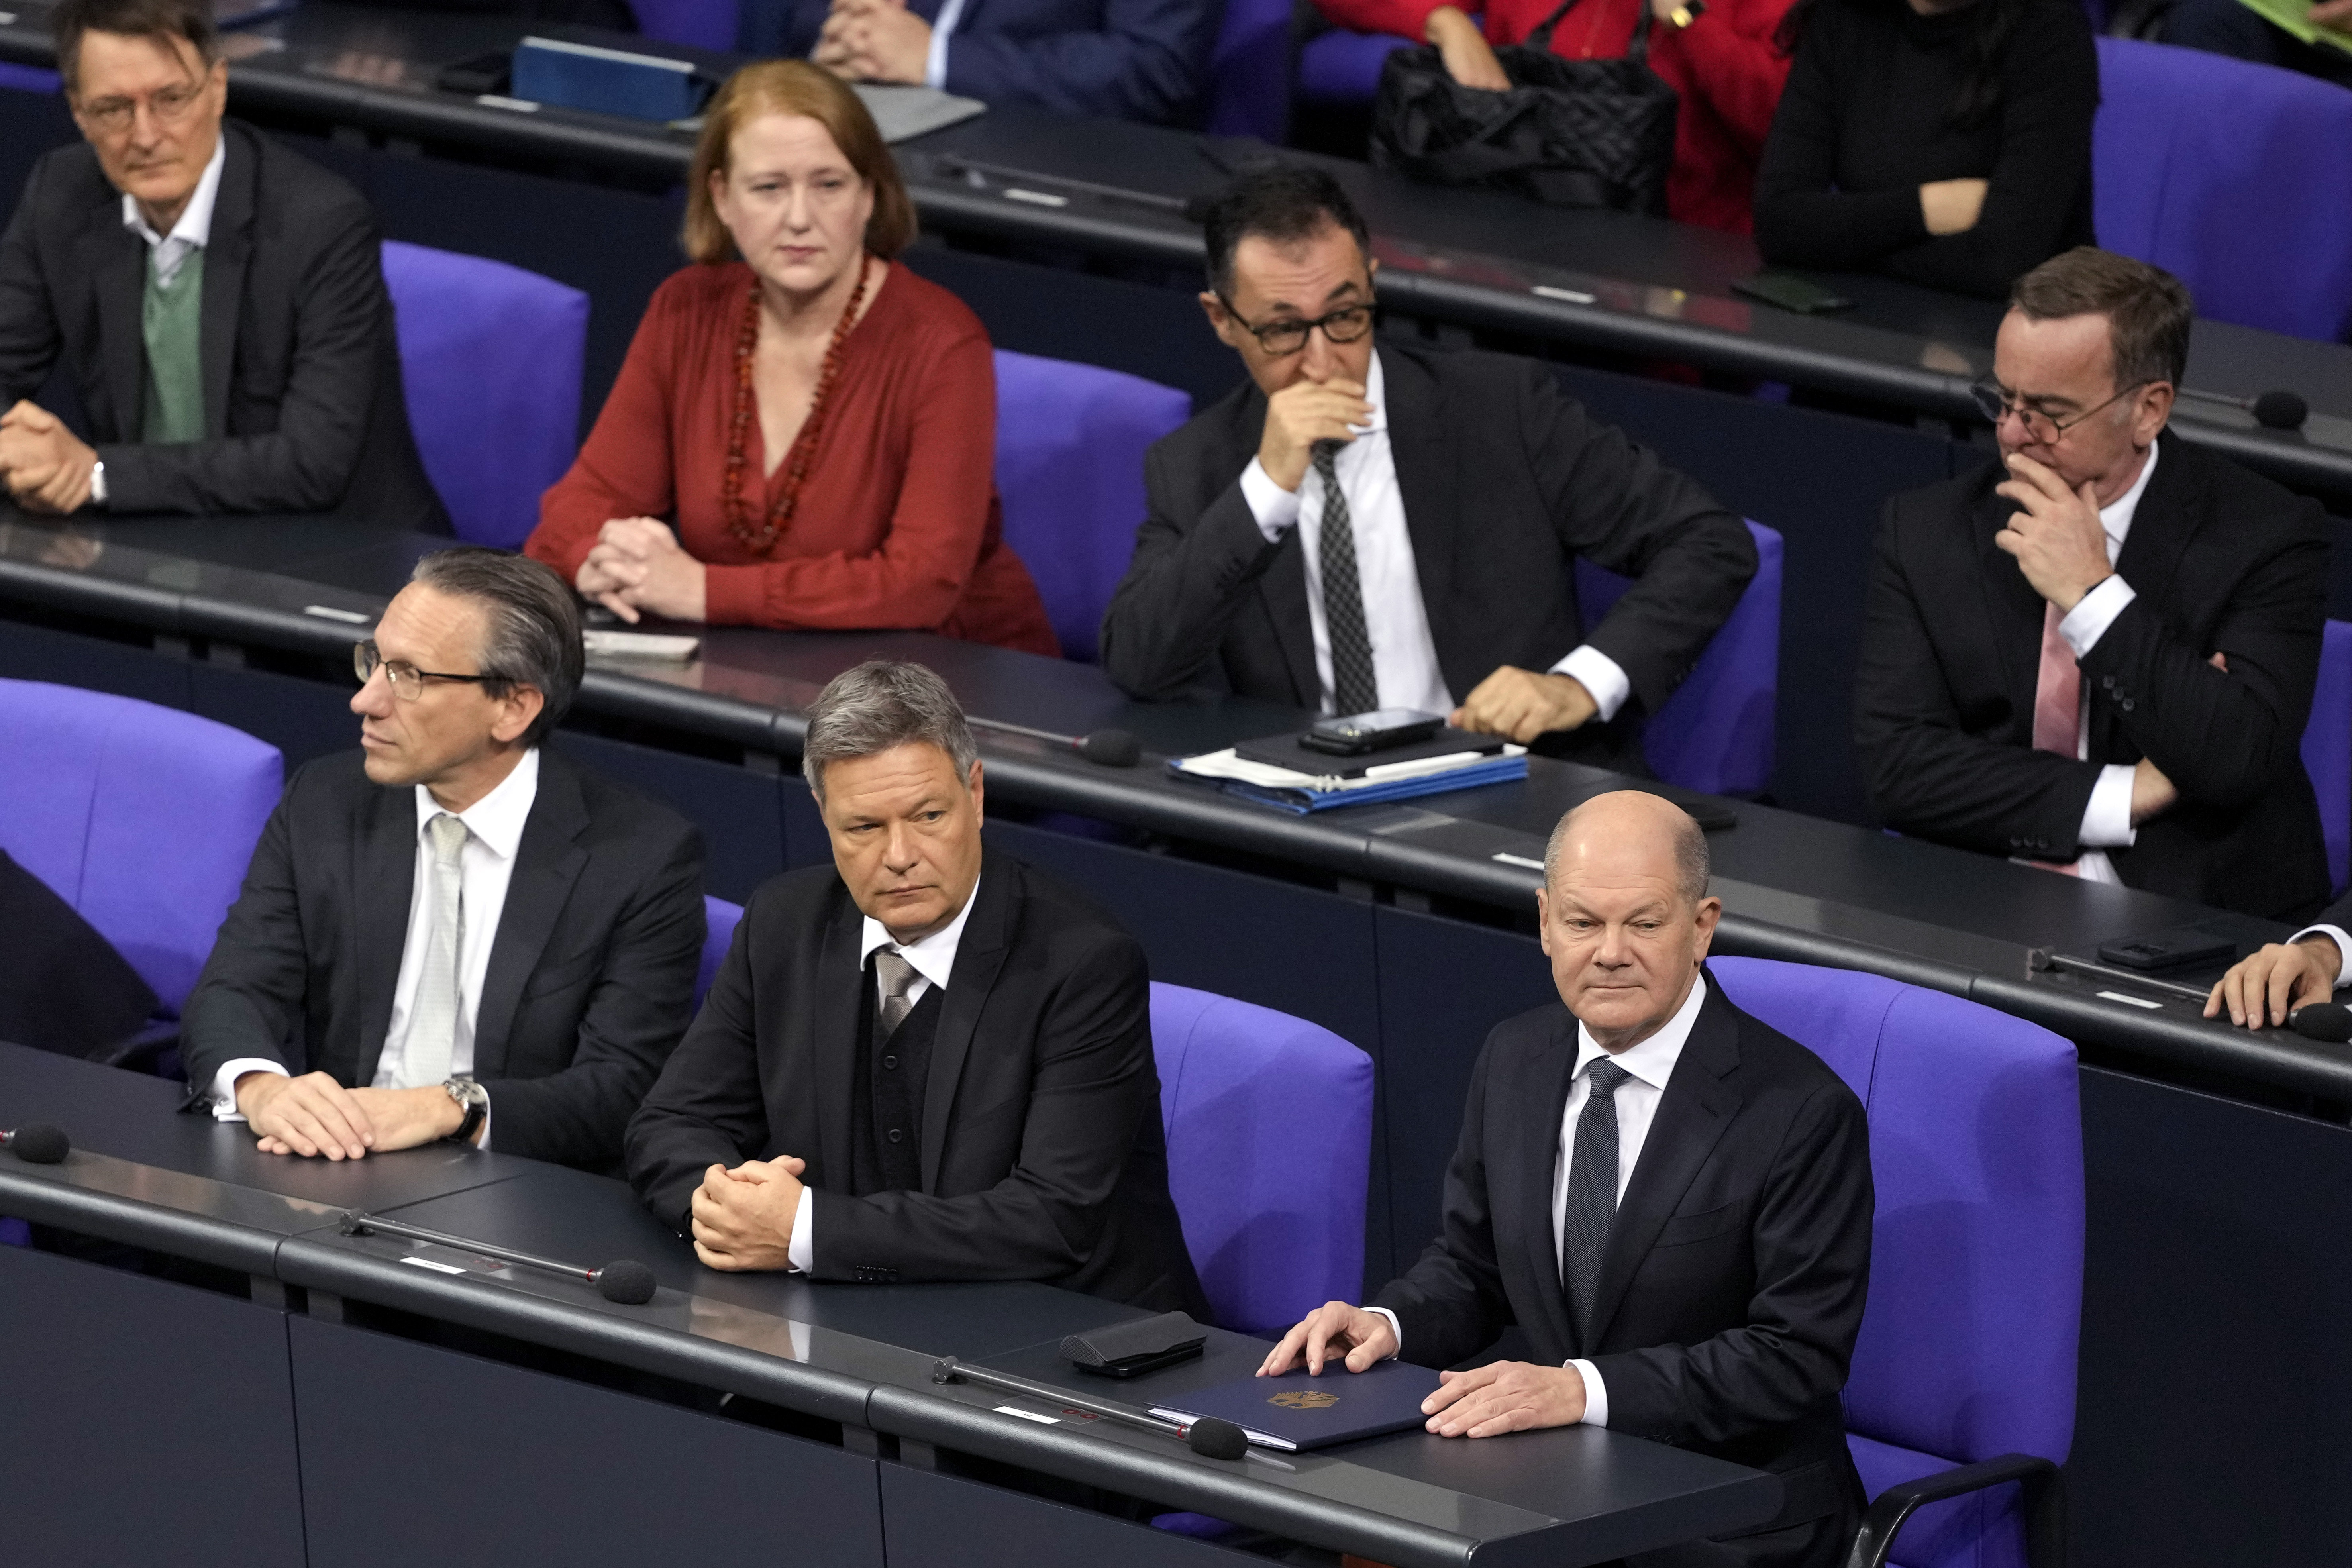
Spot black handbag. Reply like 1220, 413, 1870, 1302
1369, 0, 1681, 214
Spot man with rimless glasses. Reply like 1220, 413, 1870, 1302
1856, 247, 2328, 918
180, 550, 706, 1169
0, 0, 442, 528
1101, 167, 1755, 773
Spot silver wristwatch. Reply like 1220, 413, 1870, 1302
442, 1076, 489, 1145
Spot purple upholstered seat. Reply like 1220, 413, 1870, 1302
1709, 957, 2082, 1568
2301, 621, 2352, 900
1295, 29, 1412, 106
0, 62, 61, 94
0, 679, 282, 1016
2093, 38, 2352, 343
1151, 982, 1373, 1333
1573, 520, 1782, 797
631, 0, 740, 49
992, 350, 1191, 663
696, 895, 745, 1009
1208, 0, 1298, 139
380, 241, 589, 549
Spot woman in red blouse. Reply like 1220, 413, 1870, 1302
1321, 0, 1795, 232
526, 61, 1058, 655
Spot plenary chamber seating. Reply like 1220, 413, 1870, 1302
1710, 958, 2081, 1568
2303, 621, 2352, 900
698, 896, 745, 1008
993, 350, 1192, 663
381, 241, 590, 549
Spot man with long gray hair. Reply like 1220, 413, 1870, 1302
182, 547, 706, 1169
626, 660, 1207, 1314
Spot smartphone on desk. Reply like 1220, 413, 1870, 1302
1299, 708, 1447, 756
1731, 272, 1856, 315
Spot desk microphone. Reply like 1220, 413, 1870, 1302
933, 1356, 1250, 1460
339, 1211, 657, 1305
966, 716, 1143, 769
2, 1124, 70, 1164
2177, 386, 2309, 431
2289, 1003, 2352, 1043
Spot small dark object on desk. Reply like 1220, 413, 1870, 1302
1301, 707, 1447, 756
2096, 926, 2238, 972
593, 1257, 657, 1305
932, 1355, 1250, 1460
1731, 273, 1856, 315
1060, 1309, 1206, 1376
2290, 1003, 2352, 1044
2, 1123, 70, 1164
435, 50, 512, 96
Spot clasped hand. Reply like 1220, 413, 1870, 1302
0, 401, 98, 514
577, 516, 707, 624
1257, 1300, 1587, 1436
691, 1157, 806, 1270
236, 1070, 462, 1159
814, 0, 931, 83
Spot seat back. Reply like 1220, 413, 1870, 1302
630, 0, 740, 49
697, 895, 744, 1009
1709, 957, 2083, 1568
1207, 0, 1295, 140
2301, 620, 2352, 900
1295, 30, 1411, 107
0, 679, 282, 1014
992, 350, 1191, 662
2093, 38, 2352, 341
1150, 982, 1372, 1332
380, 241, 589, 549
0, 62, 61, 93
1573, 520, 1781, 796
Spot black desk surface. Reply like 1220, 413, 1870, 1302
4, 0, 2346, 498
4, 508, 2347, 1108
0, 1042, 1783, 1567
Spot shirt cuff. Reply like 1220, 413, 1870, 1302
1567, 1358, 1609, 1427
1364, 1305, 1405, 1360
923, 26, 949, 88
787, 1185, 814, 1273
208, 1058, 288, 1122
1240, 457, 1302, 542
2289, 924, 2352, 991
1550, 644, 1632, 723
2059, 575, 2136, 659
2079, 763, 2140, 850
88, 458, 107, 506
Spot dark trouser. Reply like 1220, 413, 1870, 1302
2164, 0, 2352, 88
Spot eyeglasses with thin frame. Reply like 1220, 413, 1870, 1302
1970, 377, 2154, 445
1215, 293, 1376, 357
353, 641, 504, 702
75, 76, 210, 137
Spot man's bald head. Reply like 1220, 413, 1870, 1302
1543, 791, 1709, 909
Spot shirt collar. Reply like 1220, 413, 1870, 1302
859, 871, 981, 993
122, 131, 225, 251
1353, 351, 1389, 438
413, 746, 541, 863
2097, 437, 2159, 553
1573, 965, 1710, 1091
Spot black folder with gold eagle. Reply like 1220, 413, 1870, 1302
1149, 1362, 1446, 1450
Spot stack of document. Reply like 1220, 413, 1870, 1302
1172, 742, 1527, 814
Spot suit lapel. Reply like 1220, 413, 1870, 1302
198, 128, 255, 442
811, 893, 864, 1187
1974, 484, 2050, 740
1585, 974, 1742, 1351
1514, 1008, 1581, 1360
82, 208, 146, 441
920, 860, 1013, 1193
352, 786, 418, 1086
1381, 349, 1458, 680
471, 753, 588, 1077
1231, 389, 1321, 708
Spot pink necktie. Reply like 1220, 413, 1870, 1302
2028, 602, 2082, 875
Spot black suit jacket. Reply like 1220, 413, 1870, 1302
180, 748, 705, 1169
625, 852, 1210, 1316
1100, 341, 1756, 771
1855, 436, 2329, 918
1374, 973, 1873, 1568
0, 120, 447, 529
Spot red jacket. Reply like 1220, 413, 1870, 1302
1324, 0, 1794, 232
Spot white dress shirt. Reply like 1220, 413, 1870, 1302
923, 0, 969, 88
94, 134, 227, 507
1236, 352, 1632, 721
1367, 972, 1709, 1429
2043, 440, 2162, 884
208, 748, 543, 1152
785, 873, 982, 1272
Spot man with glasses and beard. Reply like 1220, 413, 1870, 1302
181, 549, 706, 1170
1856, 247, 2329, 918
0, 0, 443, 527
1099, 167, 1756, 772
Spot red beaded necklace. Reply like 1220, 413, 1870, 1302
721, 255, 871, 556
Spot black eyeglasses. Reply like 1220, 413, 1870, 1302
1216, 294, 1376, 357
354, 641, 503, 702
1970, 378, 2153, 445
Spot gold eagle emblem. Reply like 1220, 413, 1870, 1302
1269, 1389, 1338, 1409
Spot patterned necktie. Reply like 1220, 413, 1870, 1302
402, 813, 469, 1087
2028, 603, 2084, 877
874, 949, 922, 1039
1562, 1058, 1633, 1345
1310, 441, 1379, 718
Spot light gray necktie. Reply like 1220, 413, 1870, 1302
874, 949, 922, 1040
402, 812, 469, 1088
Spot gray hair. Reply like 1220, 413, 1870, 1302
1543, 795, 1711, 906
802, 660, 977, 800
409, 548, 583, 747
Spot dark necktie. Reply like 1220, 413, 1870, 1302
1310, 441, 1379, 718
1562, 1058, 1632, 1345
874, 949, 921, 1039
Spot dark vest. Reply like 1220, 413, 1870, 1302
850, 960, 945, 1197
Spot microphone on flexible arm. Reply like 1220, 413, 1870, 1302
2175, 386, 2310, 431
933, 1356, 1251, 1460
2, 1124, 70, 1164
2288, 1003, 2352, 1044
339, 1211, 657, 1305
965, 715, 1144, 768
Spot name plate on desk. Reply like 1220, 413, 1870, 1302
511, 36, 706, 123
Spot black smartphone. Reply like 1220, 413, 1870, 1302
1730, 272, 1856, 315
2097, 926, 2239, 971
1299, 708, 1446, 756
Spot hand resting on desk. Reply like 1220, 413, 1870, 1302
691, 1156, 807, 1270
236, 1070, 465, 1159
1258, 1299, 1589, 1436
0, 402, 98, 515
576, 516, 708, 625
1452, 666, 1598, 745
2206, 934, 2342, 1030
